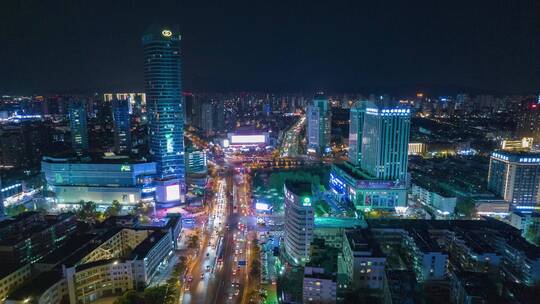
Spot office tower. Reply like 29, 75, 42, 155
348, 101, 368, 166
360, 102, 411, 181
111, 99, 131, 154
306, 93, 331, 155
488, 151, 540, 212
184, 92, 194, 125
142, 25, 185, 204
213, 100, 225, 133
201, 102, 214, 134
516, 99, 540, 142
186, 148, 207, 174
284, 181, 314, 265
68, 100, 89, 155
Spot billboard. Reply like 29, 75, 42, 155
230, 135, 266, 144
166, 184, 180, 201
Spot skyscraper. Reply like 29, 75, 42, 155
516, 99, 540, 143
488, 151, 540, 212
142, 25, 185, 204
284, 181, 314, 265
306, 93, 331, 155
360, 102, 411, 181
200, 102, 214, 134
111, 99, 131, 154
348, 100, 368, 166
68, 100, 89, 155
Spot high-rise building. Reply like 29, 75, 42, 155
68, 100, 89, 155
186, 148, 207, 174
112, 99, 131, 154
360, 102, 411, 181
348, 101, 368, 166
516, 100, 540, 143
200, 102, 214, 134
142, 25, 185, 204
284, 181, 314, 265
488, 151, 540, 212
307, 93, 331, 155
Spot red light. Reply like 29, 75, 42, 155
532, 104, 538, 109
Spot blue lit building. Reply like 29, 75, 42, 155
112, 99, 131, 154
68, 100, 89, 155
360, 102, 411, 181
348, 101, 368, 166
330, 162, 407, 210
488, 151, 540, 212
307, 93, 331, 155
142, 25, 185, 205
331, 101, 411, 211
41, 156, 156, 206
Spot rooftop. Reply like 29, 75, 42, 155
345, 229, 384, 257
7, 270, 63, 300
284, 180, 312, 197
130, 230, 169, 259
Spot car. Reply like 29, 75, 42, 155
234, 289, 240, 296
187, 275, 193, 282
201, 273, 205, 279
184, 283, 191, 291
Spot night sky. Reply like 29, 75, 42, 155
1, 0, 539, 95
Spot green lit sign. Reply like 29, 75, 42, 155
302, 197, 311, 207
120, 165, 131, 172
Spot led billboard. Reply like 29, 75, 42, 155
230, 135, 266, 144
166, 184, 180, 201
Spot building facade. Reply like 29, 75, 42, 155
307, 93, 331, 155
329, 162, 407, 210
348, 101, 367, 166
284, 181, 315, 265
360, 102, 411, 181
41, 156, 156, 205
142, 25, 185, 205
111, 99, 131, 155
68, 100, 89, 155
487, 151, 540, 212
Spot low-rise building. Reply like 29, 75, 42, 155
41, 155, 156, 206
329, 162, 407, 211
0, 212, 77, 265
340, 230, 386, 289
411, 183, 457, 216
0, 264, 32, 302
65, 259, 133, 304
5, 271, 67, 304
303, 267, 337, 304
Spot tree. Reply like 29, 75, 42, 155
142, 285, 167, 303
105, 200, 122, 217
455, 198, 476, 217
78, 201, 98, 221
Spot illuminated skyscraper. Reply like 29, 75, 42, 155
142, 25, 185, 204
488, 151, 540, 212
68, 100, 89, 155
111, 99, 131, 154
284, 181, 314, 265
360, 102, 411, 181
348, 100, 368, 166
306, 93, 331, 155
